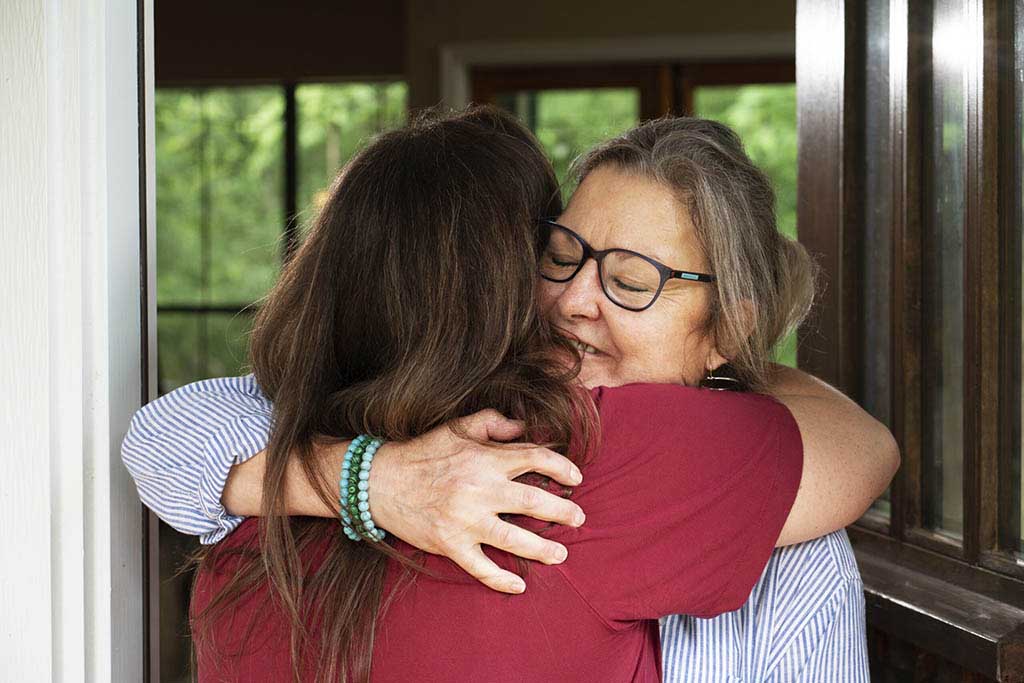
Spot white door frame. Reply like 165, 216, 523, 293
0, 0, 154, 680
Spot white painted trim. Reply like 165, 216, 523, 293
1, 0, 147, 680
440, 32, 796, 107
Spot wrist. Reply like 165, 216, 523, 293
283, 440, 346, 517
367, 441, 401, 533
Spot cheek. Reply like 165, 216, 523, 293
536, 279, 560, 316
615, 306, 711, 384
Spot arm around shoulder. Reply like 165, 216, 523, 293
766, 365, 900, 546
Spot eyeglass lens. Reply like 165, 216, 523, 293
539, 225, 663, 309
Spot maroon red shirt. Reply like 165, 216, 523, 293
193, 383, 803, 682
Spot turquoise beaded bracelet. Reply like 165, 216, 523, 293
339, 435, 386, 543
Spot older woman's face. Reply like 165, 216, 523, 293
538, 165, 726, 389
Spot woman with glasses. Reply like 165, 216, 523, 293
125, 109, 894, 681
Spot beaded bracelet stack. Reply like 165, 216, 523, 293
339, 434, 386, 543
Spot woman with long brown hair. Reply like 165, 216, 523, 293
128, 106, 895, 681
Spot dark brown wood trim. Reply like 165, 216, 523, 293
904, 526, 968, 560
898, 0, 930, 537
965, 0, 1003, 561
851, 526, 1024, 608
470, 63, 672, 121
888, 0, 914, 540
963, 0, 984, 563
981, 551, 1024, 583
682, 60, 796, 86
795, 0, 859, 391
997, 0, 1023, 562
858, 547, 1024, 680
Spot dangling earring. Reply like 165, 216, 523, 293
699, 364, 744, 391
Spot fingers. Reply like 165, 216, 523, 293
460, 409, 526, 443
450, 546, 527, 594
506, 446, 583, 487
484, 518, 570, 567
504, 481, 585, 527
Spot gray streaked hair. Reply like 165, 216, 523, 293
573, 117, 817, 391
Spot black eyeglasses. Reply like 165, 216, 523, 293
538, 219, 716, 312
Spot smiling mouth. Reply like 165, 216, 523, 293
567, 339, 602, 356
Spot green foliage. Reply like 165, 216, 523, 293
154, 81, 798, 390
695, 84, 799, 366
155, 84, 407, 391
295, 82, 408, 227
497, 89, 639, 199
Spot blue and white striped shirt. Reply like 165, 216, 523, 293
122, 375, 869, 682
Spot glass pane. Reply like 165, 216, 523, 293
296, 82, 408, 225
694, 83, 798, 367
155, 88, 284, 306
922, 0, 968, 539
862, 0, 893, 520
157, 311, 254, 394
494, 88, 640, 190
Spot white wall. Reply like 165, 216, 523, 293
0, 0, 150, 680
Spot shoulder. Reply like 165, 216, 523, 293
590, 383, 799, 463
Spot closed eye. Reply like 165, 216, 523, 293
612, 277, 651, 293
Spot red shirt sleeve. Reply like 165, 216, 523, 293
551, 383, 803, 625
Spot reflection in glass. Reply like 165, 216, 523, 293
922, 0, 968, 539
862, 0, 893, 520
695, 84, 798, 366
494, 88, 640, 190
296, 82, 407, 222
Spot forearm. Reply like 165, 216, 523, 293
764, 365, 900, 545
222, 442, 347, 518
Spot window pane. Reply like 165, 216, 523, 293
862, 0, 893, 520
694, 83, 798, 367
157, 311, 253, 393
494, 89, 640, 190
155, 88, 284, 307
296, 82, 408, 223
922, 0, 968, 539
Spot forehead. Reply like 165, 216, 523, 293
559, 165, 701, 267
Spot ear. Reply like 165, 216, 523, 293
705, 299, 757, 372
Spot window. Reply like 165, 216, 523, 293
801, 0, 1024, 677
156, 83, 407, 393
472, 62, 798, 365
153, 80, 407, 682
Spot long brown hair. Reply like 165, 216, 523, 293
192, 106, 596, 682
575, 117, 817, 391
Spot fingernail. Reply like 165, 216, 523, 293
571, 466, 583, 484
573, 510, 586, 527
510, 579, 526, 593
555, 546, 568, 562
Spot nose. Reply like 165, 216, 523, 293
555, 259, 604, 321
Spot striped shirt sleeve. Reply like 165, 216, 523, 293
659, 530, 869, 682
120, 374, 274, 544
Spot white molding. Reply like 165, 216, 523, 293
440, 32, 796, 107
1, 0, 146, 680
